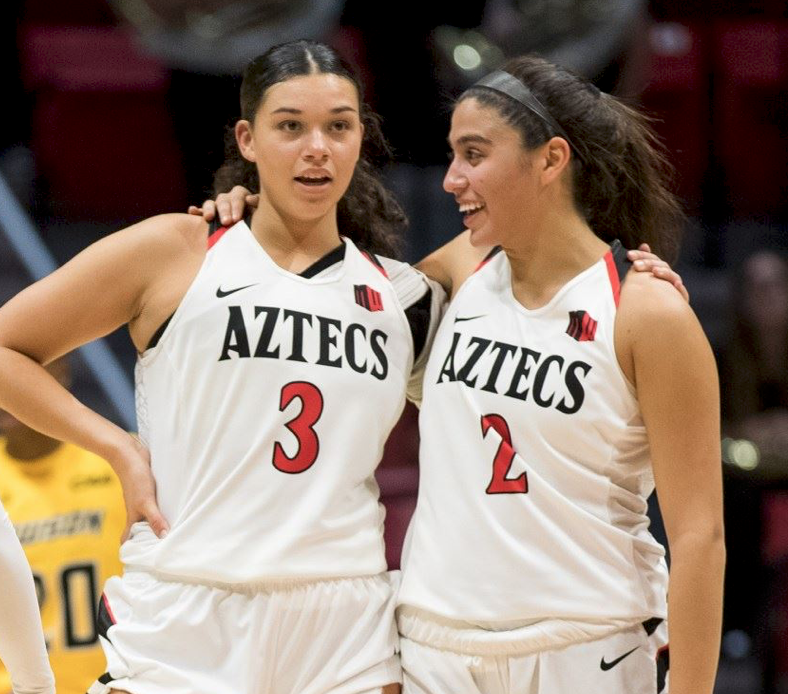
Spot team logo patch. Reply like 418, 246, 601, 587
354, 284, 383, 311
566, 310, 597, 342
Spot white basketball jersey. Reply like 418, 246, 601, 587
124, 220, 414, 583
398, 242, 669, 625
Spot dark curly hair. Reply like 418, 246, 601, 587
213, 39, 406, 258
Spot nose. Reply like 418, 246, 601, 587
443, 160, 466, 195
303, 128, 329, 162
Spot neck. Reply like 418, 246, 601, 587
503, 205, 609, 309
4, 430, 62, 461
249, 198, 342, 271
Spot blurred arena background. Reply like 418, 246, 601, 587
1, 1, 787, 691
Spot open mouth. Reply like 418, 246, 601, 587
295, 176, 332, 187
459, 202, 485, 223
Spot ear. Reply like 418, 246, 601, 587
540, 136, 572, 185
235, 120, 256, 163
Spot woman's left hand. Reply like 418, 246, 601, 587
187, 186, 258, 226
628, 243, 689, 303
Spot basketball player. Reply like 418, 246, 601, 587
0, 40, 446, 694
0, 505, 55, 694
0, 357, 125, 694
393, 58, 724, 694
202, 78, 697, 694
206, 57, 717, 694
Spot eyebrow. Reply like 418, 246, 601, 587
450, 134, 493, 147
271, 106, 358, 115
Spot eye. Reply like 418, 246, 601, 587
330, 120, 351, 132
465, 148, 483, 164
446, 150, 455, 162
278, 120, 302, 132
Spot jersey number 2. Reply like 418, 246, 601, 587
273, 381, 324, 474
481, 414, 529, 494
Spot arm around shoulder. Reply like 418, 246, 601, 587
415, 230, 491, 297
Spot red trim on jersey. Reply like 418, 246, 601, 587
361, 251, 389, 278
207, 226, 229, 250
604, 250, 621, 308
102, 593, 117, 625
474, 246, 502, 273
474, 258, 491, 273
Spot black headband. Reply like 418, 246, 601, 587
473, 70, 583, 162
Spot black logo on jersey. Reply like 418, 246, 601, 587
354, 284, 383, 312
218, 305, 389, 380
437, 332, 591, 413
600, 646, 639, 671
566, 310, 598, 342
454, 314, 485, 323
216, 283, 259, 298
15, 510, 106, 545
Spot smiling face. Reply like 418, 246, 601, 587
236, 73, 363, 228
444, 98, 541, 247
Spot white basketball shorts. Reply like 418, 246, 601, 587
400, 618, 669, 694
88, 569, 401, 694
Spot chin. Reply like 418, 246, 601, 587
283, 202, 334, 224
468, 224, 500, 248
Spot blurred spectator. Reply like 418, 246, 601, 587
0, 357, 125, 694
718, 249, 788, 680
722, 250, 788, 445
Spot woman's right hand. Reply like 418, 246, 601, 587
187, 185, 258, 226
112, 435, 169, 542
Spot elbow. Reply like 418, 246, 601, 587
670, 522, 727, 566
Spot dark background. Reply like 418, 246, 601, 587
2, 1, 788, 691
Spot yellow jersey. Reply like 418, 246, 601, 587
0, 440, 125, 694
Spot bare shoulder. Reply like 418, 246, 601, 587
616, 271, 709, 385
619, 270, 696, 328
0, 213, 211, 362
111, 213, 208, 259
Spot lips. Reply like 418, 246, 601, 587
458, 201, 485, 224
295, 170, 333, 187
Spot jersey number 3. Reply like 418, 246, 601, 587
273, 381, 324, 474
482, 414, 529, 494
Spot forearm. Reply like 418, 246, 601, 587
415, 230, 489, 295
666, 532, 726, 694
0, 347, 132, 468
0, 506, 55, 694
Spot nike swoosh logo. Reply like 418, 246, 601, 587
216, 283, 258, 298
600, 646, 639, 671
454, 314, 485, 323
